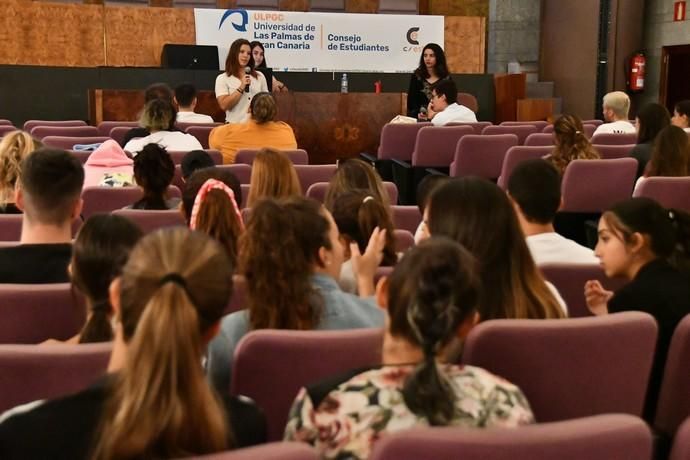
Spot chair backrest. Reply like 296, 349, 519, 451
68, 150, 93, 164
0, 215, 82, 242
81, 185, 182, 219
108, 126, 131, 146
0, 125, 18, 137
501, 121, 550, 131
231, 328, 384, 441
655, 314, 690, 437
294, 164, 338, 193
0, 119, 13, 126
670, 417, 690, 460
42, 136, 111, 150
30, 125, 99, 140
167, 149, 223, 165
497, 145, 553, 190
411, 125, 474, 167
240, 184, 250, 208
234, 149, 309, 166
370, 414, 652, 460
524, 133, 554, 146
224, 274, 247, 315
542, 124, 555, 133
23, 120, 86, 132
457, 93, 479, 113
590, 132, 638, 145
594, 143, 636, 159
582, 119, 605, 126
462, 312, 658, 422
307, 181, 398, 205
217, 164, 252, 184
175, 121, 222, 132
446, 121, 493, 135
185, 125, 215, 149
0, 283, 85, 344
393, 229, 415, 252
583, 124, 597, 139
561, 158, 638, 212
186, 442, 318, 460
540, 264, 627, 318
97, 121, 139, 136
391, 205, 422, 234
481, 125, 537, 145
450, 134, 518, 179
377, 122, 431, 161
0, 342, 111, 413
112, 209, 186, 233
633, 177, 690, 213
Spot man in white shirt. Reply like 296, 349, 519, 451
174, 83, 215, 124
427, 78, 478, 126
507, 159, 599, 265
592, 91, 637, 136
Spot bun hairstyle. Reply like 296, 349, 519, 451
72, 214, 143, 344
387, 237, 479, 425
0, 130, 42, 204
550, 114, 599, 173
92, 228, 233, 459
132, 143, 175, 210
250, 92, 277, 124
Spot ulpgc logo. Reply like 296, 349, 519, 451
406, 27, 420, 45
219, 9, 249, 32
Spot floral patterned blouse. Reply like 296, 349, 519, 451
284, 364, 534, 460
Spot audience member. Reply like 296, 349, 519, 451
671, 99, 690, 133
0, 229, 267, 458
0, 130, 42, 213
407, 43, 450, 120
127, 144, 178, 210
123, 99, 202, 154
284, 238, 534, 459
427, 78, 477, 125
635, 125, 690, 192
250, 41, 288, 92
83, 140, 133, 188
507, 159, 598, 265
427, 177, 567, 319
174, 83, 214, 124
120, 83, 176, 147
545, 114, 600, 174
246, 147, 301, 208
209, 92, 297, 164
181, 167, 242, 224
0, 149, 83, 283
585, 197, 690, 420
181, 150, 215, 181
593, 91, 636, 135
324, 158, 391, 213
331, 190, 397, 293
414, 174, 450, 243
206, 197, 386, 393
630, 102, 671, 177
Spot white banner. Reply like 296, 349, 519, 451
194, 9, 444, 73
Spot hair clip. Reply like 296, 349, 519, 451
669, 210, 676, 221
363, 196, 375, 204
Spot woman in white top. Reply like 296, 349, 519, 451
123, 99, 203, 154
215, 38, 268, 124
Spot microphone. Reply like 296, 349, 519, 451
244, 66, 251, 93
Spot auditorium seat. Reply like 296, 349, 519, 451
446, 121, 492, 135
240, 184, 250, 208
524, 133, 554, 146
294, 164, 338, 193
393, 229, 414, 252
462, 312, 657, 422
542, 124, 555, 133
231, 328, 384, 441
457, 93, 479, 113
449, 134, 518, 179
370, 414, 652, 460
378, 0, 419, 14
167, 149, 223, 165
500, 120, 550, 131
590, 132, 638, 145
97, 121, 139, 137
305, 181, 398, 204
42, 136, 110, 150
112, 209, 186, 233
583, 123, 597, 138
0, 343, 112, 414
481, 125, 537, 145
391, 205, 421, 234
31, 125, 99, 140
633, 177, 690, 213
0, 215, 82, 241
186, 442, 318, 460
582, 119, 605, 126
81, 185, 182, 219
108, 126, 131, 146
0, 125, 18, 137
593, 143, 635, 159
561, 158, 637, 213
175, 121, 222, 132
217, 164, 252, 184
670, 417, 690, 460
235, 149, 309, 166
23, 120, 86, 132
225, 275, 247, 315
496, 145, 552, 189
361, 122, 431, 181
185, 125, 215, 149
0, 119, 13, 126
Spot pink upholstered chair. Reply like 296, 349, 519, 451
582, 119, 605, 126
670, 417, 690, 460
481, 125, 537, 145
457, 93, 479, 113
497, 145, 553, 190
224, 275, 247, 315
81, 185, 182, 219
0, 119, 13, 126
393, 229, 415, 252
542, 124, 555, 133
185, 442, 318, 460
0, 215, 82, 241
231, 328, 384, 441
97, 121, 139, 137
30, 125, 99, 140
369, 123, 431, 162
42, 136, 110, 150
561, 158, 638, 213
410, 125, 474, 167
633, 177, 690, 213
446, 121, 493, 135
108, 126, 131, 146
294, 164, 338, 193
175, 121, 222, 132
500, 120, 549, 131
594, 144, 636, 159
370, 414, 652, 460
235, 149, 309, 166
449, 134, 518, 179
590, 132, 638, 145
239, 184, 250, 208
583, 124, 597, 138
391, 205, 422, 234
167, 149, 223, 166
112, 209, 186, 233
68, 150, 93, 164
0, 343, 111, 413
462, 312, 658, 422
185, 125, 215, 149
23, 120, 86, 132
524, 133, 554, 146
217, 164, 252, 184
0, 125, 18, 137
655, 315, 690, 440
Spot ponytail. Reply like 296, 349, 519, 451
78, 299, 114, 344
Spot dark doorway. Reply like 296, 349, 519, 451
660, 44, 690, 113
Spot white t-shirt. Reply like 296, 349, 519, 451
176, 111, 214, 124
215, 71, 269, 123
431, 103, 478, 126
123, 131, 203, 155
592, 120, 637, 136
526, 232, 599, 266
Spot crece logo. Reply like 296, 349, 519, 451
406, 27, 419, 45
219, 9, 249, 32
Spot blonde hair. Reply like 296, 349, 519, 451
549, 115, 600, 174
324, 158, 391, 213
0, 130, 41, 204
246, 148, 301, 207
91, 228, 232, 460
250, 92, 277, 124
603, 91, 631, 120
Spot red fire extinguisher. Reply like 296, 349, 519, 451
627, 52, 646, 92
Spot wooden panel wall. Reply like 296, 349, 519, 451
445, 16, 485, 74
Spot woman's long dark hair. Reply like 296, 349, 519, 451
250, 41, 267, 68
414, 43, 449, 80
637, 102, 671, 144
132, 144, 175, 210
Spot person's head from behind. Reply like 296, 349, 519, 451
144, 83, 173, 104
0, 130, 42, 204
133, 143, 175, 210
139, 98, 176, 133
647, 125, 690, 177
507, 159, 561, 228
174, 83, 199, 111
331, 190, 397, 267
551, 114, 599, 172
240, 197, 343, 330
637, 102, 671, 144
324, 158, 390, 211
672, 100, 690, 129
250, 41, 266, 68
93, 228, 233, 458
602, 91, 631, 122
17, 149, 84, 227
377, 237, 479, 425
416, 43, 448, 79
182, 167, 242, 223
181, 150, 215, 181
247, 148, 301, 207
597, 198, 690, 278
416, 174, 450, 215
71, 214, 143, 344
430, 78, 457, 113
428, 177, 564, 320
250, 92, 277, 124
225, 38, 253, 77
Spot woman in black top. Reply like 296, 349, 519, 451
0, 228, 266, 459
406, 43, 449, 120
585, 197, 690, 421
630, 103, 671, 177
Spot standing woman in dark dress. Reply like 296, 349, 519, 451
406, 43, 450, 120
